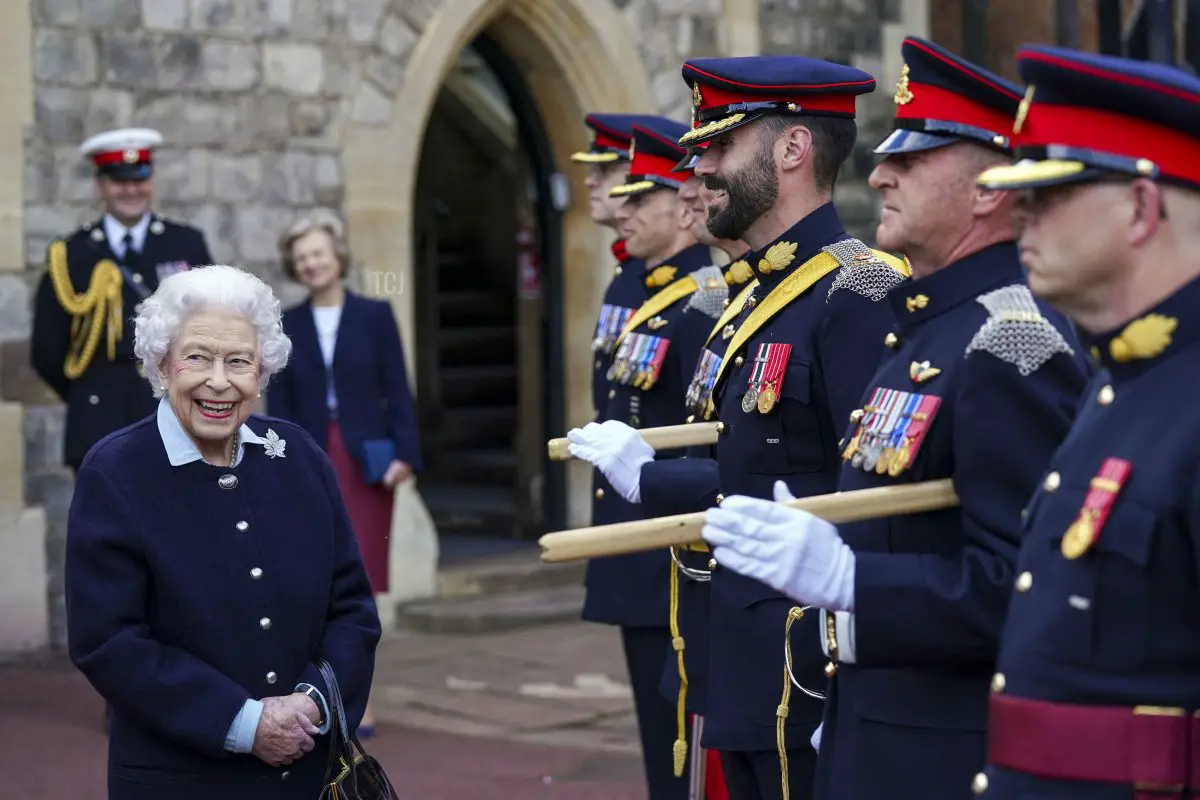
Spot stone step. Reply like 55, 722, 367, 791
438, 405, 517, 449
439, 290, 510, 327
394, 584, 585, 635
420, 483, 517, 538
437, 325, 515, 366
439, 364, 518, 407
436, 547, 585, 599
431, 448, 517, 486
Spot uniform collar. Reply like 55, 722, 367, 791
611, 238, 632, 264
103, 212, 152, 252
750, 201, 846, 290
888, 242, 1023, 330
157, 397, 266, 467
643, 242, 713, 294
1079, 271, 1200, 384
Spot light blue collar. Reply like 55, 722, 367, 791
157, 397, 266, 467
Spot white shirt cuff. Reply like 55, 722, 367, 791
819, 609, 857, 665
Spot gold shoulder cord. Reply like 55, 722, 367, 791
46, 240, 124, 379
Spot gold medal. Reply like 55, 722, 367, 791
1061, 511, 1095, 559
875, 448, 893, 475
888, 440, 911, 477
757, 384, 777, 414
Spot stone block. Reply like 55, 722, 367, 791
54, 145, 97, 203
24, 204, 82, 243
251, 0, 295, 37
322, 42, 362, 97
0, 403, 24, 510
262, 42, 324, 96
313, 154, 343, 206
233, 92, 291, 148
399, 0, 444, 31
84, 88, 136, 141
288, 0, 331, 40
347, 0, 387, 44
0, 508, 50, 658
101, 32, 157, 89
23, 403, 66, 474
364, 53, 403, 97
188, 0, 240, 31
378, 13, 419, 64
37, 0, 82, 25
288, 98, 331, 138
263, 151, 315, 206
154, 35, 203, 90
187, 204, 238, 263
82, 0, 141, 27
0, 339, 59, 406
0, 275, 31, 343
350, 80, 392, 125
35, 86, 90, 143
200, 39, 259, 91
132, 93, 187, 145
142, 0, 187, 30
24, 147, 57, 205
210, 154, 262, 202
235, 205, 298, 261
33, 29, 99, 86
179, 98, 240, 146
153, 148, 210, 202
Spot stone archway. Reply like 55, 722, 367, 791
340, 0, 655, 613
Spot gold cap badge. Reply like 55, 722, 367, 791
1013, 85, 1035, 134
894, 64, 913, 105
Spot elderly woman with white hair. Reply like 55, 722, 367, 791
64, 264, 382, 799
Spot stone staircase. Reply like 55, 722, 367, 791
394, 547, 586, 634
418, 250, 521, 539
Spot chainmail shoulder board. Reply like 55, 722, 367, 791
684, 265, 730, 319
824, 238, 907, 303
965, 284, 1075, 376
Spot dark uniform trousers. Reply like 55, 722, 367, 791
980, 273, 1200, 799
812, 243, 1089, 800
30, 213, 213, 468
640, 203, 910, 800
582, 243, 716, 800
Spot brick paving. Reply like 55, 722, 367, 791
1, 621, 649, 799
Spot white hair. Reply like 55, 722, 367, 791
133, 264, 293, 398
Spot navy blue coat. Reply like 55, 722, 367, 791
582, 242, 721, 628
640, 203, 909, 753
657, 266, 757, 716
814, 244, 1089, 800
30, 214, 213, 466
268, 291, 422, 470
65, 415, 381, 800
981, 274, 1200, 799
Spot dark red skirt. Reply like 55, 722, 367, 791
326, 421, 393, 593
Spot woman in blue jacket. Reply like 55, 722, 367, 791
268, 212, 422, 732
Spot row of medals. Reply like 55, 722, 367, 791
741, 380, 778, 415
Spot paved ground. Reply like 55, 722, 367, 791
1, 621, 650, 799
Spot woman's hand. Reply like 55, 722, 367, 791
381, 459, 412, 488
252, 696, 319, 767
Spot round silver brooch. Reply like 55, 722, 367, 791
218, 474, 238, 490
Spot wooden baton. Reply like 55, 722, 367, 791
538, 479, 960, 563
546, 421, 725, 461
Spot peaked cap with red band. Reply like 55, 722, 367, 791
610, 119, 691, 198
978, 45, 1200, 191
876, 37, 1022, 155
79, 127, 163, 181
678, 56, 876, 146
570, 113, 675, 164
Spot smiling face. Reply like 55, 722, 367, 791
161, 312, 262, 462
692, 124, 779, 241
613, 187, 685, 262
679, 175, 716, 245
289, 228, 344, 295
96, 175, 153, 227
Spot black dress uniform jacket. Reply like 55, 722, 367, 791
582, 241, 717, 628
31, 214, 213, 467
640, 202, 908, 757
814, 243, 1089, 800
65, 415, 381, 800
981, 274, 1200, 800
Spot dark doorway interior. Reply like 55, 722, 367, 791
412, 34, 566, 561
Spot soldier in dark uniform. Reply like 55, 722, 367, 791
30, 127, 214, 473
698, 39, 1090, 800
570, 57, 910, 800
966, 46, 1200, 800
570, 118, 751, 800
571, 113, 666, 419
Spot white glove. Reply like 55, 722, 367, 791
701, 480, 856, 612
566, 420, 655, 504
811, 722, 823, 752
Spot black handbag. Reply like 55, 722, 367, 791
316, 659, 399, 800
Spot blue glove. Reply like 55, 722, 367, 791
701, 480, 856, 612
